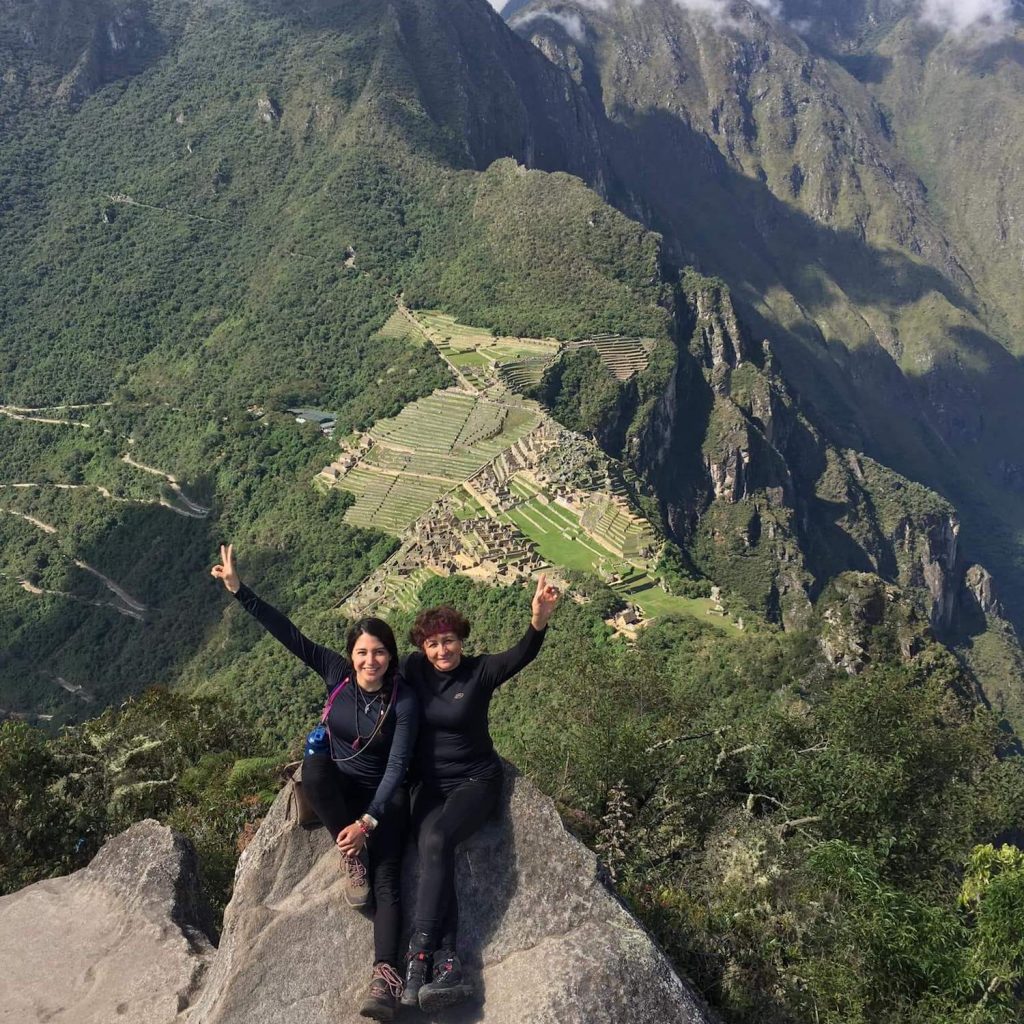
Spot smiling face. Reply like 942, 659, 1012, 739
422, 631, 464, 673
351, 631, 391, 690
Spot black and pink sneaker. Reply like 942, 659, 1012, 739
401, 949, 432, 1008
418, 950, 473, 1011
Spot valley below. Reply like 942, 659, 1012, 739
2, 1, 1024, 1021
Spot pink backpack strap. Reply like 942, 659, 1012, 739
320, 675, 350, 724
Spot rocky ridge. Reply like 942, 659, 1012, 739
0, 819, 215, 1023
0, 774, 716, 1024
622, 273, 1024, 730
509, 0, 1024, 633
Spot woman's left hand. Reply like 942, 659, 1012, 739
531, 573, 561, 630
336, 822, 367, 856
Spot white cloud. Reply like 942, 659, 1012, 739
513, 8, 589, 40
509, 0, 782, 29
918, 0, 1015, 34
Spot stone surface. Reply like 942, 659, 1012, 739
184, 768, 717, 1024
0, 820, 214, 1024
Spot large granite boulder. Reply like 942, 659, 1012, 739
0, 773, 717, 1023
0, 819, 215, 1024
184, 768, 716, 1024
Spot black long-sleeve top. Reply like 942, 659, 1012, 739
400, 624, 546, 783
234, 584, 418, 820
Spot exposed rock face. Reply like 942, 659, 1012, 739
0, 820, 214, 1024
692, 280, 749, 374
0, 775, 714, 1023
892, 512, 960, 633
818, 572, 925, 674
628, 274, 1003, 639
255, 95, 280, 123
54, 5, 164, 105
185, 768, 715, 1024
963, 563, 1002, 619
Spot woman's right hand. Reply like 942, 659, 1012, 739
210, 543, 241, 594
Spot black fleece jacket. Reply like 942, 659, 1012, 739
234, 584, 418, 819
401, 624, 546, 783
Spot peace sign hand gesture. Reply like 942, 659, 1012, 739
531, 573, 561, 630
210, 543, 241, 594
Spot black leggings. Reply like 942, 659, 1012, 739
410, 774, 503, 951
302, 751, 408, 967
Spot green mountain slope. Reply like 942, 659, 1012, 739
1, 0, 1021, 727
509, 0, 1024, 634
3, 4, 1024, 1022
0, 0, 669, 724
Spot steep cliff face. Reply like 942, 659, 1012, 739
633, 274, 999, 642
0, 0, 165, 110
376, 0, 612, 180
510, 0, 1024, 631
893, 510, 960, 632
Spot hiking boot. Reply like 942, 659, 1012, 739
341, 851, 369, 907
359, 962, 403, 1021
400, 950, 432, 1008
418, 950, 473, 1011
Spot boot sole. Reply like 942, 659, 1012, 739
359, 1003, 395, 1021
344, 891, 370, 908
418, 984, 474, 1012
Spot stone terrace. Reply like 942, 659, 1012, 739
319, 388, 539, 535
565, 334, 656, 381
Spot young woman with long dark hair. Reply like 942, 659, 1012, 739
211, 544, 418, 1021
399, 573, 561, 1011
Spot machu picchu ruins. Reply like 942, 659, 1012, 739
330, 305, 736, 632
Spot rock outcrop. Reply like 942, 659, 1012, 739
186, 768, 715, 1024
817, 572, 925, 674
963, 563, 1002, 619
0, 774, 716, 1024
0, 819, 214, 1024
892, 511, 960, 633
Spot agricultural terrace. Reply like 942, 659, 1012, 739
406, 308, 652, 390
503, 475, 735, 631
381, 567, 436, 613
409, 309, 560, 393
374, 310, 427, 347
413, 311, 495, 350
580, 495, 657, 560
566, 334, 656, 381
329, 390, 539, 533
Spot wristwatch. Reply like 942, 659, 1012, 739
360, 813, 378, 831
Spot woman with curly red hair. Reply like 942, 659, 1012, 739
399, 574, 561, 1011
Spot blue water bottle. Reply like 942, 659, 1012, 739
305, 724, 329, 758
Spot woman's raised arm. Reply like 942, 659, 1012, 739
210, 543, 338, 681
482, 573, 561, 689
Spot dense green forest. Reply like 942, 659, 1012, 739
0, 0, 673, 721
2, 2, 1024, 1022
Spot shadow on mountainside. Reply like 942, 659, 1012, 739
597, 105, 1024, 630
0, 493, 221, 726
